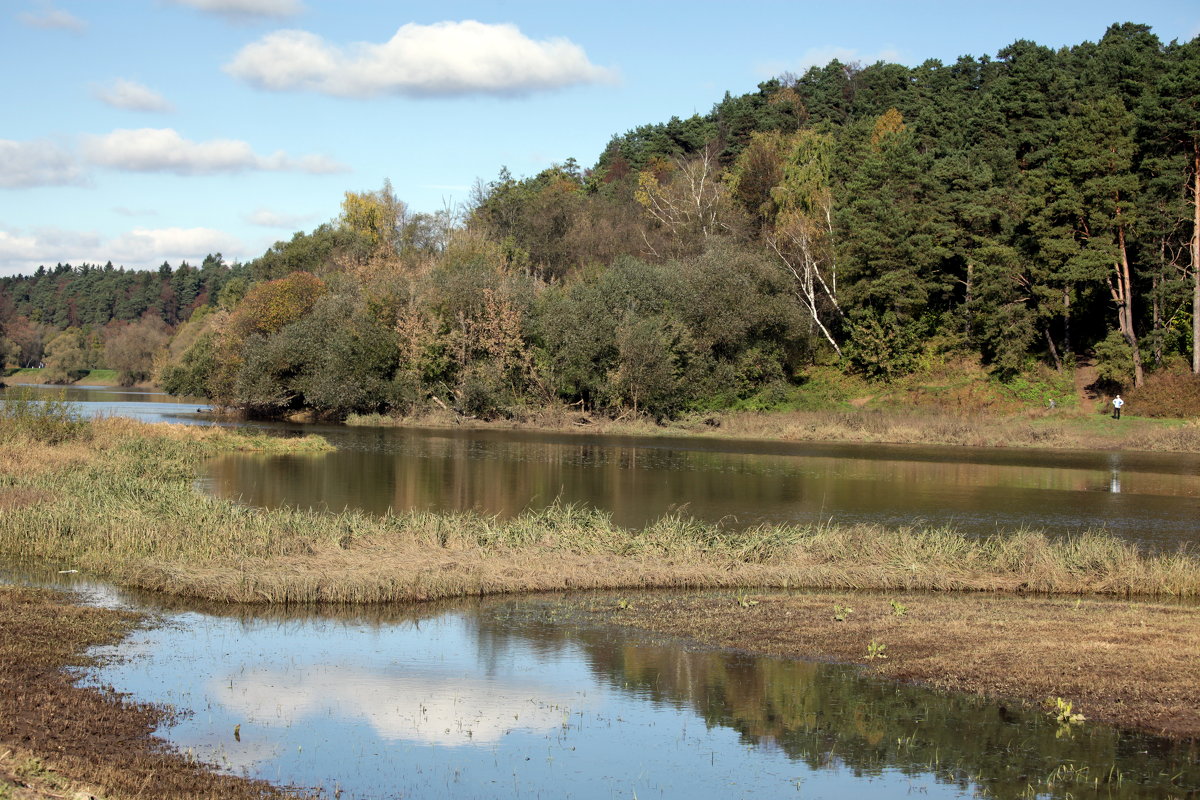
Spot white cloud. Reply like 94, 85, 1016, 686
244, 207, 314, 228
225, 21, 616, 98
0, 225, 243, 275
82, 128, 347, 175
167, 0, 304, 21
94, 79, 175, 113
18, 2, 87, 32
211, 666, 585, 747
760, 46, 905, 76
0, 139, 87, 188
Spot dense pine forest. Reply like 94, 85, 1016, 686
2, 23, 1198, 418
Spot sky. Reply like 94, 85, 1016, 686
1, 0, 1197, 277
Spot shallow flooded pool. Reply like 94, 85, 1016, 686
57, 583, 1196, 800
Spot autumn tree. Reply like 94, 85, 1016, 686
104, 317, 170, 386
41, 328, 88, 383
634, 145, 735, 255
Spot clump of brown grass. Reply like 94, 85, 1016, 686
0, 487, 53, 511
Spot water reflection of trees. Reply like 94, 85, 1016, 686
205, 432, 1200, 547
472, 597, 1200, 800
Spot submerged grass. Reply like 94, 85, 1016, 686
1, 416, 1197, 604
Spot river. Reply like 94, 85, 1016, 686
2, 385, 1198, 798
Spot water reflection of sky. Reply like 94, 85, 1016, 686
0, 384, 211, 425
86, 607, 973, 800
3, 562, 1193, 800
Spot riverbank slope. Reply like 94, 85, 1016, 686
350, 403, 1200, 453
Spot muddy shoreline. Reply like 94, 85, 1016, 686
0, 585, 317, 800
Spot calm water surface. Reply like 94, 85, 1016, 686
203, 424, 1200, 550
4, 384, 1197, 548
0, 383, 210, 424
5, 566, 1197, 800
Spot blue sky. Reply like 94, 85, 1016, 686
1, 0, 1197, 277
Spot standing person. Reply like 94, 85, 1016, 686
1112, 394, 1124, 419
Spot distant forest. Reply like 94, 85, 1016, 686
2, 23, 1197, 417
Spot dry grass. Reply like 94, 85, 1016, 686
350, 403, 1200, 453
583, 590, 1200, 739
1, 417, 1197, 605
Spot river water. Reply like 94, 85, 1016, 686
3, 386, 1199, 798
7, 385, 1198, 549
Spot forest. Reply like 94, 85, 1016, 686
1, 22, 1197, 419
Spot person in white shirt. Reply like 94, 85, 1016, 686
1112, 394, 1124, 419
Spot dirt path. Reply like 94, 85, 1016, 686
1073, 355, 1100, 404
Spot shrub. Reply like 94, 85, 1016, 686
1093, 330, 1134, 389
1127, 368, 1200, 418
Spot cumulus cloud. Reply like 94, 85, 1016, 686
0, 139, 87, 188
0, 225, 243, 276
18, 2, 87, 32
82, 128, 347, 175
244, 207, 314, 228
225, 21, 616, 98
94, 79, 175, 113
167, 0, 304, 21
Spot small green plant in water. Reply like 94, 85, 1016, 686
616, 599, 632, 611
889, 600, 909, 616
736, 594, 760, 608
866, 640, 888, 660
1045, 696, 1085, 737
833, 604, 854, 621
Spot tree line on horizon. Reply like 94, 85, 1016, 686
2, 22, 1198, 417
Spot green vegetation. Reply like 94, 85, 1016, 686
2, 23, 1197, 417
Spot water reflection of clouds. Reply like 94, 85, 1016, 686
203, 738, 283, 774
211, 666, 582, 747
